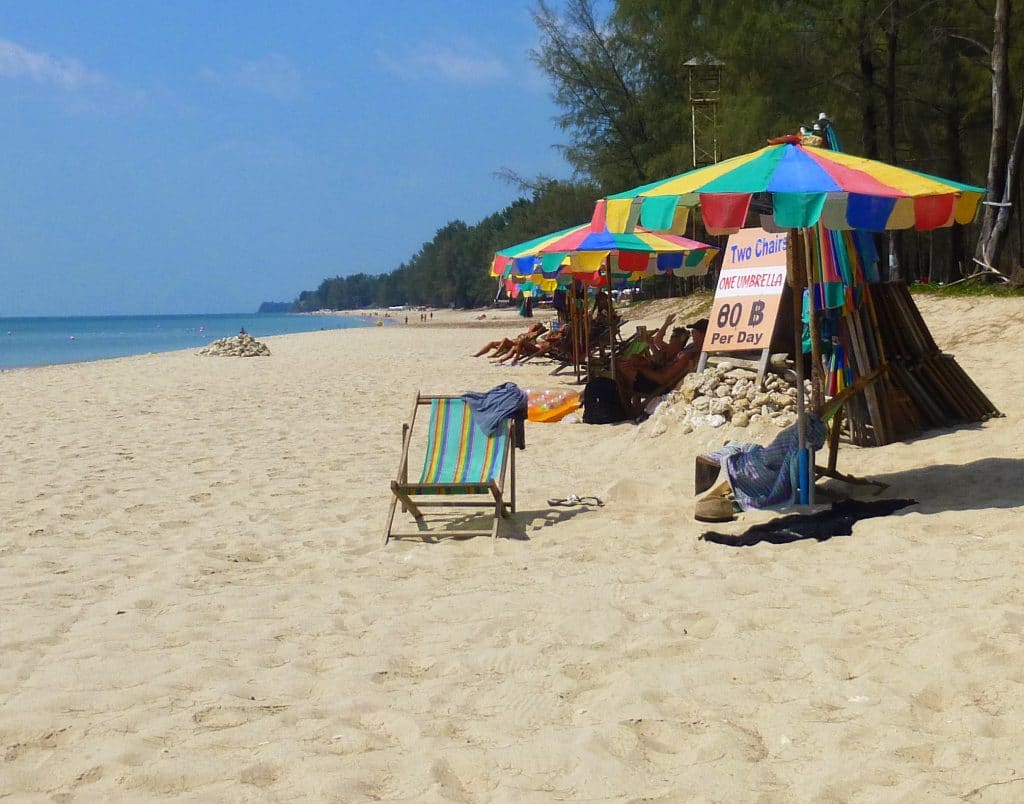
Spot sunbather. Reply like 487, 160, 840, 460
496, 326, 569, 364
617, 319, 708, 413
473, 322, 547, 358
619, 323, 688, 375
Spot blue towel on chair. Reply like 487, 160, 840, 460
462, 382, 528, 441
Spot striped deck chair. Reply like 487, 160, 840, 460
384, 393, 516, 544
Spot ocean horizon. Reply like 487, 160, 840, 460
0, 312, 382, 370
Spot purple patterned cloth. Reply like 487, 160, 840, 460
710, 414, 828, 510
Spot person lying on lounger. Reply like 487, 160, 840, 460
495, 325, 571, 364
473, 322, 547, 358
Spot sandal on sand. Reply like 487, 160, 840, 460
549, 495, 605, 507
693, 482, 736, 523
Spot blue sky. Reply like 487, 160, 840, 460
0, 1, 572, 316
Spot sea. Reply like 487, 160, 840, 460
0, 313, 380, 370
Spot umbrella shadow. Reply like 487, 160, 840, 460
826, 457, 1024, 514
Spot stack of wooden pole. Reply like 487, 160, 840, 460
820, 281, 999, 446
832, 290, 899, 446
795, 229, 898, 447
870, 282, 1000, 429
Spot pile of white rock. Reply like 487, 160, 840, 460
644, 362, 811, 434
197, 332, 271, 358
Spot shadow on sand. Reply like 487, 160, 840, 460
832, 457, 1024, 515
387, 505, 602, 543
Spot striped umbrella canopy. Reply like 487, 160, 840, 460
604, 136, 986, 235
491, 205, 719, 282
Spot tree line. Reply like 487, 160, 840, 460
293, 180, 601, 311
291, 0, 1023, 312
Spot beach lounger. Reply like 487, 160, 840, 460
384, 393, 516, 544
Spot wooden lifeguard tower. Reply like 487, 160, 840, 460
685, 56, 723, 169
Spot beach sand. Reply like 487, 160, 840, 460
2, 295, 1023, 801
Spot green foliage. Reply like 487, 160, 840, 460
910, 281, 1024, 298
536, 0, 1021, 280
293, 180, 600, 311
292, 0, 1022, 309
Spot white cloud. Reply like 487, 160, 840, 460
200, 54, 303, 101
379, 44, 510, 85
0, 38, 104, 90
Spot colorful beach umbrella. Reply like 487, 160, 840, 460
600, 134, 986, 505
604, 136, 986, 235
490, 208, 719, 381
491, 204, 719, 282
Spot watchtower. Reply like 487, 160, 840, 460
684, 56, 723, 168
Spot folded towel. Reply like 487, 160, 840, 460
462, 382, 528, 447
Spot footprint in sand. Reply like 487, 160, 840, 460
191, 704, 287, 731
238, 762, 280, 788
430, 758, 472, 802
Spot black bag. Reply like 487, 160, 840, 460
582, 376, 628, 424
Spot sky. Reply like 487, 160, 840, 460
0, 1, 573, 316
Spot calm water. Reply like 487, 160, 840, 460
0, 313, 380, 370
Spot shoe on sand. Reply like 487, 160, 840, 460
694, 488, 736, 523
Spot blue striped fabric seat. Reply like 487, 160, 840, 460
418, 397, 508, 493
385, 392, 517, 543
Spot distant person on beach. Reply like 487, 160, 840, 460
552, 288, 568, 323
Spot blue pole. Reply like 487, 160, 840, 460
797, 448, 810, 505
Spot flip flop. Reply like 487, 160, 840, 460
548, 495, 604, 507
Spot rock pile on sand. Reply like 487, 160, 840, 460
198, 332, 271, 357
643, 362, 811, 436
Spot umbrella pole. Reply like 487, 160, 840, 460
805, 228, 825, 413
573, 280, 581, 385
584, 287, 591, 379
575, 284, 582, 383
607, 258, 617, 378
802, 230, 820, 506
790, 230, 810, 505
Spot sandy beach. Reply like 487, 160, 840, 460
2, 294, 1023, 801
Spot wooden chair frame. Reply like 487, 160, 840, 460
383, 393, 516, 544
